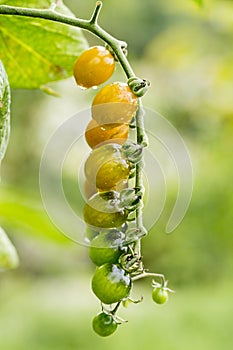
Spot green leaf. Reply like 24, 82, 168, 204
0, 0, 88, 89
0, 0, 52, 8
0, 60, 10, 162
0, 186, 70, 244
0, 226, 19, 270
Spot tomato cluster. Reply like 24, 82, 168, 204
73, 46, 171, 337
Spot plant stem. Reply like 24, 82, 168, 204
132, 272, 165, 284
111, 301, 121, 315
134, 100, 148, 256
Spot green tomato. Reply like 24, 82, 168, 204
152, 287, 169, 305
84, 143, 130, 191
83, 191, 128, 229
89, 229, 126, 266
92, 263, 132, 304
92, 312, 117, 337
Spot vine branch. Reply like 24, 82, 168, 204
132, 272, 165, 284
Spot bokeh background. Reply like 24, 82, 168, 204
0, 0, 233, 349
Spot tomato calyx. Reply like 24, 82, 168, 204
127, 77, 151, 97
98, 189, 120, 202
119, 188, 142, 211
101, 303, 128, 325
122, 141, 143, 164
119, 252, 143, 274
152, 279, 174, 293
124, 227, 147, 245
122, 296, 143, 308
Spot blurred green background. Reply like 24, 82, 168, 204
0, 0, 233, 349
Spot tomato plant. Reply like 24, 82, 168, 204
0, 0, 176, 338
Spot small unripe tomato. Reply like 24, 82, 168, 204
92, 312, 117, 337
84, 143, 130, 191
152, 287, 169, 305
85, 119, 129, 149
92, 82, 138, 125
73, 46, 115, 88
92, 263, 132, 304
83, 191, 128, 229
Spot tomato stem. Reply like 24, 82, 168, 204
111, 301, 121, 315
132, 272, 166, 284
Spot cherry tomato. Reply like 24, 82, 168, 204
83, 191, 128, 229
85, 119, 129, 149
73, 46, 115, 88
84, 143, 130, 191
92, 82, 138, 125
92, 312, 117, 337
92, 263, 132, 304
89, 229, 125, 266
152, 287, 169, 305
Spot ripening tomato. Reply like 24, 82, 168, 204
83, 191, 128, 229
85, 119, 129, 149
84, 143, 130, 191
92, 82, 138, 125
73, 46, 115, 88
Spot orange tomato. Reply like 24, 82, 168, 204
85, 119, 129, 149
73, 46, 115, 88
92, 82, 138, 125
